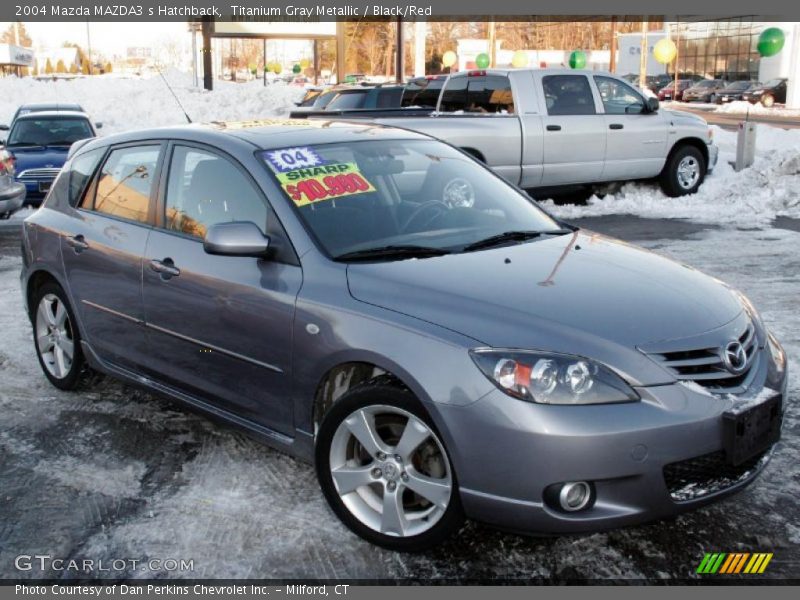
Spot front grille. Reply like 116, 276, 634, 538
18, 167, 61, 179
664, 450, 769, 502
648, 322, 758, 393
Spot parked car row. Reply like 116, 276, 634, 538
0, 103, 101, 217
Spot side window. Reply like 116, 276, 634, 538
165, 146, 267, 239
94, 145, 160, 223
466, 75, 514, 113
69, 148, 104, 207
594, 76, 645, 115
376, 87, 403, 108
542, 75, 597, 116
439, 77, 468, 112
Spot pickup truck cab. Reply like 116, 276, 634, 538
369, 69, 718, 197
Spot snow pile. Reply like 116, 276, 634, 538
0, 70, 305, 135
716, 100, 800, 118
544, 125, 800, 228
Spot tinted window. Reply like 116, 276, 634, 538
543, 75, 596, 116
68, 148, 104, 207
594, 76, 645, 115
94, 145, 160, 223
376, 88, 403, 108
439, 76, 468, 112
165, 146, 267, 239
466, 76, 514, 113
327, 91, 368, 110
7, 118, 93, 147
402, 78, 444, 108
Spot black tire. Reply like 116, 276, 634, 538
659, 145, 706, 197
31, 282, 87, 390
315, 377, 464, 551
761, 93, 775, 108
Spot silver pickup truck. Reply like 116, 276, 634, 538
369, 68, 719, 197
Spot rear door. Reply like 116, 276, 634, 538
537, 74, 606, 185
140, 142, 302, 435
593, 76, 668, 180
61, 142, 164, 369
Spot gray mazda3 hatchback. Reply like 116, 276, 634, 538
20, 120, 787, 551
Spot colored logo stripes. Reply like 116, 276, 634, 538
697, 552, 773, 574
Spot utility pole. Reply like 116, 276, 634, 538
673, 18, 680, 94
609, 16, 618, 73
86, 21, 93, 74
395, 16, 404, 83
488, 20, 496, 67
639, 18, 648, 89
201, 17, 213, 91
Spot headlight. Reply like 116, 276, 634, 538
470, 349, 639, 405
767, 333, 786, 376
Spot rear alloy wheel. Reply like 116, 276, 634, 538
316, 381, 463, 551
761, 93, 775, 108
659, 145, 706, 197
32, 283, 86, 390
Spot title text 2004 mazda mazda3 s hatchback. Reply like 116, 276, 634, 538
20, 121, 787, 551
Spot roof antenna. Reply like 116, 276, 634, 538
155, 64, 192, 124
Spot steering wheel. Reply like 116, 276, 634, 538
401, 200, 450, 233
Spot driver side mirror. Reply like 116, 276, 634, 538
0, 124, 8, 131
645, 97, 660, 113
95, 122, 103, 129
203, 221, 271, 258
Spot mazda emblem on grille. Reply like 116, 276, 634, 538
723, 341, 748, 374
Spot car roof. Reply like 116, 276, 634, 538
18, 102, 83, 111
13, 110, 91, 121
73, 120, 430, 154
449, 67, 618, 78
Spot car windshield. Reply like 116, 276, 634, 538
326, 91, 368, 110
725, 81, 751, 90
694, 81, 716, 88
260, 139, 563, 259
763, 79, 784, 87
7, 117, 93, 147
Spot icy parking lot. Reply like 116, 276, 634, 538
0, 215, 798, 582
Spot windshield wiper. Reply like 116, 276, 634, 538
334, 245, 452, 262
462, 228, 574, 252
46, 141, 76, 147
6, 143, 44, 150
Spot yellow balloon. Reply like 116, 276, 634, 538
653, 38, 677, 64
511, 50, 529, 68
442, 50, 457, 68
300, 58, 310, 69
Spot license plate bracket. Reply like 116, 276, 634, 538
723, 395, 781, 466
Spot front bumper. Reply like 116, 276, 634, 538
433, 367, 786, 535
0, 181, 26, 215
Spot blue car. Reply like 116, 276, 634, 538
2, 110, 98, 206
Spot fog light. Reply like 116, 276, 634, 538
559, 481, 592, 512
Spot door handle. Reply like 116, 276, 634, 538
546, 125, 562, 131
149, 258, 180, 279
609, 123, 624, 130
66, 234, 89, 253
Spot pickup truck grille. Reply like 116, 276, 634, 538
18, 168, 61, 179
648, 321, 759, 393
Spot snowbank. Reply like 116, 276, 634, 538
716, 100, 800, 118
543, 125, 800, 228
0, 70, 305, 135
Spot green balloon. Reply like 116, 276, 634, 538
475, 53, 490, 69
757, 27, 785, 58
569, 51, 587, 70
293, 64, 302, 74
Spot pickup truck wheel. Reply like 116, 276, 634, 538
316, 379, 464, 551
659, 145, 706, 197
761, 93, 775, 108
32, 283, 87, 390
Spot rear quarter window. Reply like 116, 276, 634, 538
68, 148, 105, 207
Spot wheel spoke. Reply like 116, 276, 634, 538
38, 301, 55, 328
380, 487, 407, 536
345, 410, 388, 457
59, 338, 74, 360
37, 333, 54, 352
394, 416, 430, 463
54, 302, 67, 327
331, 464, 374, 495
405, 469, 451, 509
54, 345, 67, 378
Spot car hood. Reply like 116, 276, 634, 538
9, 147, 67, 173
347, 231, 742, 358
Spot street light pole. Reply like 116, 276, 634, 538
86, 21, 93, 75
639, 18, 648, 89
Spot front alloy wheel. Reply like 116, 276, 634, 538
316, 380, 463, 551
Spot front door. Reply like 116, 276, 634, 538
593, 76, 668, 180
538, 74, 606, 185
60, 143, 163, 369
141, 143, 301, 435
